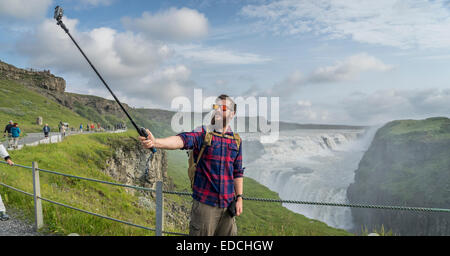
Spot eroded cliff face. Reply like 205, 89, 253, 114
0, 60, 66, 93
104, 146, 168, 190
101, 142, 190, 232
347, 118, 450, 235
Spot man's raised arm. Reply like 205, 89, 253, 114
139, 128, 184, 150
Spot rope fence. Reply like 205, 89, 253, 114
36, 166, 156, 193
1, 160, 449, 236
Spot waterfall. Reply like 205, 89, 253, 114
242, 128, 377, 230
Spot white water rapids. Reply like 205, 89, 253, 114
242, 127, 378, 230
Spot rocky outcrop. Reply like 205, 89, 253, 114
103, 144, 169, 191
101, 139, 190, 232
0, 60, 66, 93
347, 117, 450, 235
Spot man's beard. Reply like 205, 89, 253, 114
211, 115, 227, 128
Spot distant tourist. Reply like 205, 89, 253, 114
43, 124, 50, 138
0, 144, 15, 221
3, 120, 13, 149
10, 123, 20, 149
79, 124, 83, 133
61, 124, 66, 139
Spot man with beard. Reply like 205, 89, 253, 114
139, 94, 244, 236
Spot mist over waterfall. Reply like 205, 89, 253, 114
242, 127, 379, 230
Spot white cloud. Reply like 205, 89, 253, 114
16, 17, 195, 108
122, 7, 209, 42
78, 0, 114, 7
342, 88, 450, 124
309, 53, 392, 83
297, 100, 312, 107
281, 101, 337, 124
174, 44, 271, 64
0, 0, 52, 20
259, 53, 391, 97
241, 0, 450, 49
281, 88, 450, 125
135, 65, 195, 106
18, 18, 171, 77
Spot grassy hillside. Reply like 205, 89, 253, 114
0, 79, 91, 133
376, 117, 450, 141
0, 131, 167, 235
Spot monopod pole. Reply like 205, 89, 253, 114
54, 6, 156, 153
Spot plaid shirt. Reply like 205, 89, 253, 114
177, 125, 244, 208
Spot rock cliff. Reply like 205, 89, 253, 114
0, 60, 66, 93
101, 138, 190, 232
347, 117, 450, 235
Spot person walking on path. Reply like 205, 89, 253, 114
10, 123, 20, 150
61, 124, 66, 139
0, 144, 15, 221
3, 121, 13, 149
43, 124, 51, 138
79, 124, 83, 133
139, 94, 244, 236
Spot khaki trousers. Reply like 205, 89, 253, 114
12, 137, 19, 149
189, 200, 237, 236
6, 134, 13, 149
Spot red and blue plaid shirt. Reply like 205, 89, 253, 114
177, 125, 244, 208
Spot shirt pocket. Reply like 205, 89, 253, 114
204, 140, 221, 160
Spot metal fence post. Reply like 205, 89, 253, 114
155, 180, 164, 236
32, 161, 44, 231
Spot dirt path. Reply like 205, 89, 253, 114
0, 209, 43, 236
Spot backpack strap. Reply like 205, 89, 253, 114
210, 131, 241, 151
195, 127, 241, 166
195, 127, 212, 166
233, 133, 241, 151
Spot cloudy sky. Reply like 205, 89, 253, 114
1, 0, 449, 126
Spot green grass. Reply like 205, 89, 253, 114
166, 150, 352, 236
0, 131, 166, 236
0, 80, 92, 133
377, 117, 450, 142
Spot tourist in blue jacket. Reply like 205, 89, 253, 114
10, 123, 20, 149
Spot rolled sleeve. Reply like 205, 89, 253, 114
176, 126, 205, 151
233, 141, 245, 179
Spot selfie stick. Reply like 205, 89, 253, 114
53, 6, 156, 153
